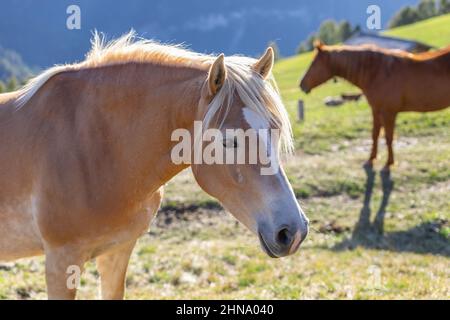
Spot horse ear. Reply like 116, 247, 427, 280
314, 39, 324, 51
208, 53, 227, 96
252, 47, 274, 79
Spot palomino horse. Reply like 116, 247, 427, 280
300, 41, 450, 169
0, 32, 308, 299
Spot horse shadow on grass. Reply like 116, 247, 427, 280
333, 165, 449, 257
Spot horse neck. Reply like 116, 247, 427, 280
24, 62, 206, 199
329, 49, 376, 90
112, 63, 206, 187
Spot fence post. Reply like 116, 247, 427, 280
297, 99, 304, 122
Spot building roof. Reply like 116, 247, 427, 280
344, 32, 433, 53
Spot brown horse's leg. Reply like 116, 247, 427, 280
381, 112, 397, 170
96, 240, 136, 300
366, 108, 381, 166
45, 246, 87, 300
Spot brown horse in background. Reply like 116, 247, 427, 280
300, 41, 450, 170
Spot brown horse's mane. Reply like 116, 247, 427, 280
412, 45, 450, 60
323, 43, 450, 61
319, 43, 450, 83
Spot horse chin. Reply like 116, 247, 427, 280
258, 232, 279, 258
299, 84, 311, 94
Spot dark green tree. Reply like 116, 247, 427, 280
0, 80, 5, 93
7, 76, 17, 92
439, 0, 450, 13
389, 6, 420, 28
389, 0, 447, 28
417, 0, 437, 19
317, 20, 338, 45
338, 21, 353, 42
296, 20, 356, 54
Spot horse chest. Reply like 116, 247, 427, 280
0, 199, 43, 261
79, 199, 160, 259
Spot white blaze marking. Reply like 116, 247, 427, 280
243, 107, 269, 130
242, 107, 280, 175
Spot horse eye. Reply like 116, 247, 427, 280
223, 138, 238, 148
233, 137, 238, 148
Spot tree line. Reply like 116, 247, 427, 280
0, 76, 20, 93
295, 0, 450, 54
389, 0, 450, 28
297, 20, 360, 53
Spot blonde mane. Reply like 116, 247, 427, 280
15, 31, 293, 153
203, 58, 293, 153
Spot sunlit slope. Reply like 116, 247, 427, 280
386, 13, 450, 48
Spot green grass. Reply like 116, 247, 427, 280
386, 14, 450, 48
0, 15, 449, 300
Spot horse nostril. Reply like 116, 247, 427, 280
276, 227, 292, 247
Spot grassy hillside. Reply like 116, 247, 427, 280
386, 14, 450, 48
0, 15, 449, 300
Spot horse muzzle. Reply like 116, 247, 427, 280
299, 81, 311, 94
258, 221, 308, 258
